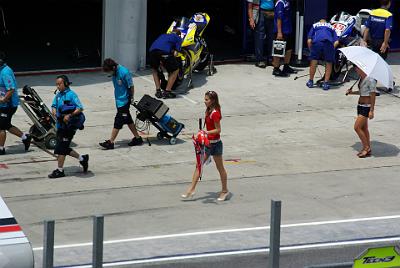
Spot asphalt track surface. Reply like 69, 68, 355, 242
1, 55, 400, 267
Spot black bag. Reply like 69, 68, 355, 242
136, 94, 169, 120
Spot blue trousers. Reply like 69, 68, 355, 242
254, 13, 274, 62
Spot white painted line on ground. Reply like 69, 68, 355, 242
33, 214, 400, 251
62, 236, 400, 268
180, 94, 198, 104
133, 73, 198, 105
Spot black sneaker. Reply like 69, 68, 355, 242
128, 137, 143, 146
80, 154, 89, 173
48, 169, 65, 179
272, 68, 289, 77
99, 140, 114, 150
283, 65, 298, 74
162, 91, 176, 99
0, 148, 5, 155
255, 61, 267, 68
155, 89, 163, 99
23, 134, 32, 151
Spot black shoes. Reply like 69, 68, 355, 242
283, 65, 298, 74
128, 137, 143, 146
80, 154, 89, 173
99, 140, 114, 150
0, 134, 31, 155
162, 91, 176, 99
156, 89, 176, 99
101, 138, 143, 148
155, 89, 163, 99
48, 154, 88, 178
255, 61, 267, 68
273, 65, 297, 77
273, 68, 289, 77
48, 169, 65, 179
23, 134, 32, 151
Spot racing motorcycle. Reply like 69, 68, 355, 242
329, 11, 361, 82
326, 10, 372, 83
159, 13, 214, 90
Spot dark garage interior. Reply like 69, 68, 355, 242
0, 0, 103, 72
0, 0, 398, 72
328, 0, 378, 15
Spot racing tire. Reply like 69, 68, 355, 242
331, 50, 347, 81
195, 51, 210, 71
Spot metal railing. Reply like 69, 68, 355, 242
40, 201, 357, 268
42, 216, 104, 268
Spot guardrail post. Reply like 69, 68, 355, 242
43, 220, 55, 268
93, 215, 104, 268
269, 200, 282, 268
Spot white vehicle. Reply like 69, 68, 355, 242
0, 196, 34, 268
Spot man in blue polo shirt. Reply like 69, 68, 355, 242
272, 0, 297, 77
49, 75, 88, 178
363, 0, 392, 60
0, 52, 31, 155
248, 0, 275, 68
149, 29, 182, 99
306, 19, 339, 90
100, 58, 143, 150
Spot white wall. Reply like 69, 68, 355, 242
103, 0, 147, 71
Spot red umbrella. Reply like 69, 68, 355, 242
193, 119, 209, 180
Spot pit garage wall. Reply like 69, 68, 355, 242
103, 0, 147, 71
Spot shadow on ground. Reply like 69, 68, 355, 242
352, 140, 400, 157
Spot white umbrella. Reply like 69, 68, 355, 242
339, 46, 394, 89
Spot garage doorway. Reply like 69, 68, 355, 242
0, 0, 103, 72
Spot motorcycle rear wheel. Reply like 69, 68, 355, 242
195, 49, 210, 71
331, 50, 347, 80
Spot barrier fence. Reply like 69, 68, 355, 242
41, 200, 359, 268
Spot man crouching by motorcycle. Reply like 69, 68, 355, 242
48, 75, 89, 179
149, 28, 182, 99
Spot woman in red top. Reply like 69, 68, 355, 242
182, 91, 229, 201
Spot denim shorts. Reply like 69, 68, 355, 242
206, 140, 223, 156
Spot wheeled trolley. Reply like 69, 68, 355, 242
133, 94, 184, 145
19, 86, 57, 149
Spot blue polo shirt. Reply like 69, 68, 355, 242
260, 0, 274, 11
112, 65, 133, 108
149, 33, 182, 54
308, 22, 339, 44
0, 64, 19, 108
365, 9, 393, 40
274, 0, 292, 34
52, 88, 83, 129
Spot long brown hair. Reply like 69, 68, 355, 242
205, 90, 221, 115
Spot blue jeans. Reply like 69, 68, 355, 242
255, 13, 274, 62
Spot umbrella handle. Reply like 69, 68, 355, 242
199, 118, 202, 130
